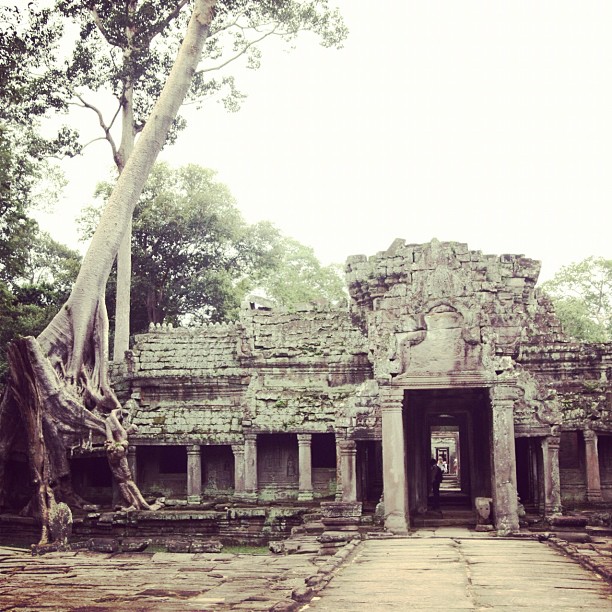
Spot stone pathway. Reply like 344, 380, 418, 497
306, 528, 612, 610
0, 546, 318, 611
2, 529, 612, 611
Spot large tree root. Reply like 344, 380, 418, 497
8, 339, 57, 545
3, 336, 109, 538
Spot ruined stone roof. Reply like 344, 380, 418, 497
113, 239, 612, 441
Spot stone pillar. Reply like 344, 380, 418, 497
243, 432, 258, 500
381, 386, 409, 534
231, 443, 246, 497
186, 444, 202, 504
127, 445, 137, 483
584, 429, 603, 502
490, 386, 519, 534
338, 439, 357, 502
297, 433, 314, 501
541, 432, 562, 514
335, 438, 343, 501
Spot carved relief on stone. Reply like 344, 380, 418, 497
512, 367, 563, 429
339, 380, 381, 436
363, 262, 489, 379
407, 304, 482, 374
286, 455, 297, 477
371, 301, 485, 379
417, 264, 470, 304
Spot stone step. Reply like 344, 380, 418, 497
413, 518, 476, 528
586, 526, 612, 538
303, 521, 325, 535
412, 510, 476, 528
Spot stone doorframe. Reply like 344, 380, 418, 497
380, 378, 522, 535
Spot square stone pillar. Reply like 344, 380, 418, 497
297, 433, 314, 501
338, 439, 357, 502
541, 432, 563, 514
128, 445, 137, 484
584, 429, 603, 502
381, 387, 409, 534
231, 443, 246, 497
186, 444, 202, 504
489, 386, 519, 534
335, 438, 343, 501
243, 432, 258, 500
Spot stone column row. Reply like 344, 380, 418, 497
154, 432, 360, 504
199, 432, 317, 502
183, 439, 253, 503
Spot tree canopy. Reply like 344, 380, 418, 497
541, 257, 612, 342
0, 4, 82, 387
256, 236, 346, 308
0, 234, 81, 384
82, 162, 347, 334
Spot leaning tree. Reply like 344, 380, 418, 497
0, 0, 346, 544
0, 0, 217, 544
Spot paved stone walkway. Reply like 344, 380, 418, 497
306, 528, 612, 610
0, 546, 318, 611
1, 529, 612, 610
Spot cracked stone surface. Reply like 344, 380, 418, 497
306, 529, 612, 610
0, 546, 320, 611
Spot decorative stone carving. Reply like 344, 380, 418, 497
474, 497, 494, 532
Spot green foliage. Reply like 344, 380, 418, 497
256, 237, 347, 308
0, 234, 81, 384
0, 4, 83, 384
222, 545, 269, 555
541, 257, 612, 342
0, 3, 79, 282
80, 162, 347, 332
82, 162, 282, 330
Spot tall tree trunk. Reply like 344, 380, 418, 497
0, 0, 217, 537
113, 1, 137, 363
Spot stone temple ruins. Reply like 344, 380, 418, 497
9, 238, 611, 538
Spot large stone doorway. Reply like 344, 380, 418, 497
404, 387, 493, 520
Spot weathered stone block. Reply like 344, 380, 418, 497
90, 538, 120, 553
166, 539, 191, 553
319, 502, 362, 518
190, 540, 223, 553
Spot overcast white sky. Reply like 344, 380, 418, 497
36, 0, 612, 283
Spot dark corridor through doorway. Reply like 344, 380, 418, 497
404, 387, 493, 519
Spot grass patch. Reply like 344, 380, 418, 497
145, 544, 167, 553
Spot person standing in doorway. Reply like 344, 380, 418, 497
430, 458, 443, 514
